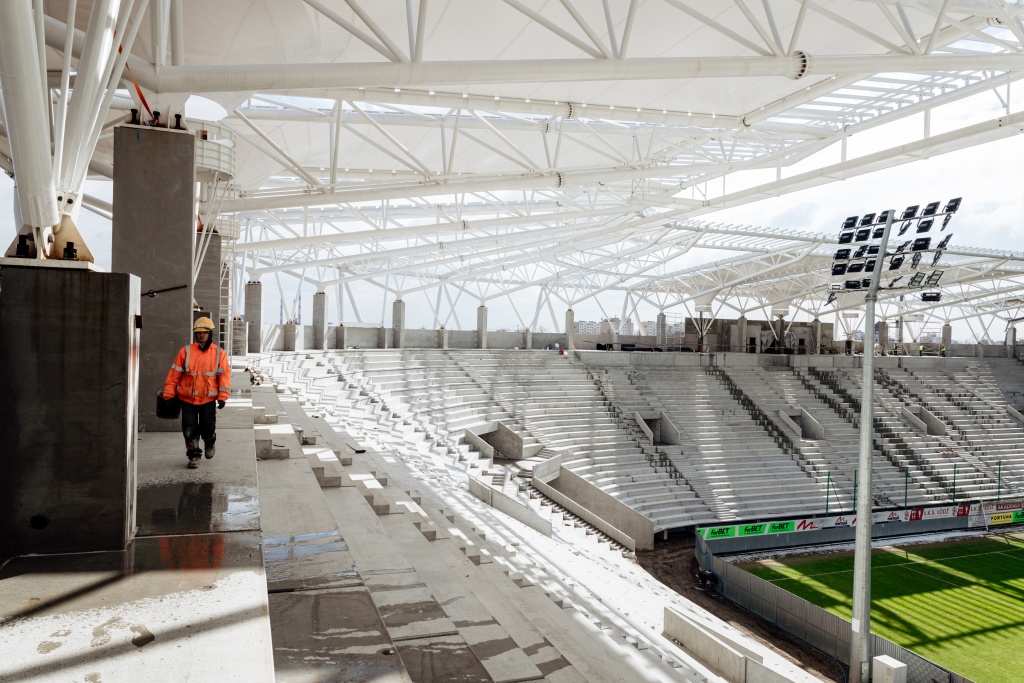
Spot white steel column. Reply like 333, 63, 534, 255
850, 210, 895, 683
0, 0, 59, 249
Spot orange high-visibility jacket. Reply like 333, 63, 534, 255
163, 343, 231, 405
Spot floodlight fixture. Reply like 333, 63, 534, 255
916, 218, 934, 233
845, 280, 862, 290
931, 250, 943, 267
889, 255, 905, 270
911, 252, 923, 268
872, 227, 885, 239
897, 221, 912, 236
829, 283, 842, 291
867, 245, 880, 256
925, 270, 944, 286
826, 292, 838, 306
839, 231, 854, 244
847, 262, 865, 273
901, 205, 920, 220
835, 248, 851, 260
921, 292, 942, 302
855, 228, 871, 242
922, 201, 940, 216
853, 245, 868, 258
943, 197, 962, 213
912, 237, 931, 251
895, 241, 910, 254
878, 210, 893, 224
861, 279, 872, 289
842, 216, 859, 229
859, 213, 876, 226
937, 233, 952, 249
865, 259, 877, 273
908, 272, 926, 287
941, 214, 953, 231
888, 276, 904, 287
832, 263, 848, 276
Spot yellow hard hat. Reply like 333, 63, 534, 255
193, 317, 215, 333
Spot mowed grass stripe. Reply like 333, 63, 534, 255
736, 532, 1024, 683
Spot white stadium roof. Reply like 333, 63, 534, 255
5, 0, 1024, 335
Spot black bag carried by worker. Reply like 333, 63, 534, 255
156, 390, 181, 419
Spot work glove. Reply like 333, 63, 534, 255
217, 400, 226, 410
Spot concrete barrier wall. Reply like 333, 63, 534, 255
532, 332, 567, 349
800, 409, 825, 440
468, 477, 553, 537
539, 466, 655, 550
1008, 405, 1024, 425
919, 405, 947, 436
402, 329, 437, 348
634, 412, 654, 443
262, 324, 284, 351
776, 410, 801, 439
449, 330, 478, 349
660, 412, 681, 446
663, 607, 747, 682
902, 406, 928, 433
574, 334, 657, 350
488, 331, 525, 349
532, 451, 564, 483
463, 428, 495, 459
344, 326, 384, 349
488, 422, 525, 460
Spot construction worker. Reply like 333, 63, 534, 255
163, 317, 231, 469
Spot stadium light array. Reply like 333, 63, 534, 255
826, 197, 962, 683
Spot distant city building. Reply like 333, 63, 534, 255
574, 320, 601, 334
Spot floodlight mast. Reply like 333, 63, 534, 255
849, 209, 894, 683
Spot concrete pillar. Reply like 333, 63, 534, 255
477, 305, 488, 349
942, 323, 952, 357
738, 315, 747, 353
392, 299, 405, 349
877, 320, 888, 355
312, 291, 327, 350
812, 317, 821, 354
438, 326, 449, 349
1006, 326, 1016, 358
245, 281, 262, 353
112, 125, 195, 432
0, 265, 140, 556
656, 312, 667, 346
775, 316, 786, 351
283, 322, 297, 351
336, 323, 347, 349
565, 309, 575, 350
378, 326, 388, 349
231, 318, 248, 355
193, 232, 222, 344
524, 328, 532, 350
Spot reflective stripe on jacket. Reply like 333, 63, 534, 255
164, 343, 231, 405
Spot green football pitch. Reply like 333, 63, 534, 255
738, 532, 1024, 683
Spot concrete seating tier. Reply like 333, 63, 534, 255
882, 363, 1024, 495
815, 367, 999, 501
622, 367, 835, 520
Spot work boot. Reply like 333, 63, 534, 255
187, 457, 200, 469
204, 443, 216, 460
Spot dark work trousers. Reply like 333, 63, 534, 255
181, 401, 217, 457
